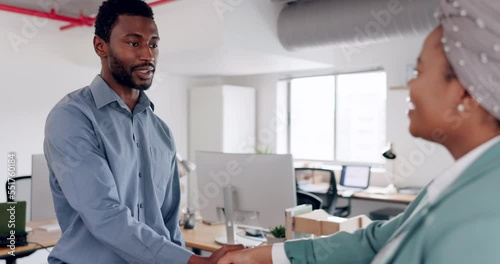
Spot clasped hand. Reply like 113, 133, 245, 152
188, 244, 273, 264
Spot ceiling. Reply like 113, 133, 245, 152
0, 0, 333, 76
0, 0, 161, 17
1, 0, 425, 77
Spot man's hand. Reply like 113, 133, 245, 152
188, 244, 245, 264
217, 245, 273, 264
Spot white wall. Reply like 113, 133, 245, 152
184, 0, 453, 189
0, 12, 94, 202
223, 75, 281, 151
0, 0, 452, 203
222, 34, 454, 188
216, 0, 443, 181
0, 12, 204, 202
148, 74, 226, 159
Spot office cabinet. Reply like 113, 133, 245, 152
189, 85, 256, 160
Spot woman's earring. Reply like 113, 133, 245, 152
457, 104, 465, 112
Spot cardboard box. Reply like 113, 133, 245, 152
292, 209, 371, 237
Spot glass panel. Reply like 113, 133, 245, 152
336, 71, 387, 164
276, 80, 289, 154
295, 169, 331, 193
290, 76, 335, 161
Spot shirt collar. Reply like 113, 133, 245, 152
89, 75, 155, 112
454, 135, 500, 171
427, 135, 500, 202
136, 91, 155, 113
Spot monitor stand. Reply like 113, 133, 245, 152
223, 184, 236, 244
214, 185, 265, 247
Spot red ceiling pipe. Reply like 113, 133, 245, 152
60, 0, 175, 30
0, 4, 94, 25
148, 0, 176, 7
60, 13, 96, 31
0, 0, 175, 31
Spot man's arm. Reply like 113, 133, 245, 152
44, 106, 192, 264
160, 147, 185, 247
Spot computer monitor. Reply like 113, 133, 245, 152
195, 152, 296, 230
340, 165, 371, 189
31, 154, 56, 221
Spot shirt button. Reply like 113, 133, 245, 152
139, 173, 142, 178
136, 142, 139, 148
139, 203, 143, 208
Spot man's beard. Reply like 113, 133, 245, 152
108, 50, 154, 91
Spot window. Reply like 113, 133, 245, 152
281, 71, 387, 165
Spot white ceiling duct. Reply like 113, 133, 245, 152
277, 0, 438, 50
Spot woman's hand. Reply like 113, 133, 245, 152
217, 245, 273, 264
188, 244, 245, 264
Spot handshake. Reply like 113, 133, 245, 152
188, 244, 274, 264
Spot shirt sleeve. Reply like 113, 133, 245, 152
284, 216, 403, 264
426, 216, 500, 263
161, 145, 185, 247
44, 106, 192, 264
282, 189, 429, 264
156, 119, 185, 248
272, 243, 292, 264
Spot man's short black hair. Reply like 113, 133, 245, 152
95, 0, 154, 43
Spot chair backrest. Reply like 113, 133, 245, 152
295, 168, 339, 215
296, 190, 323, 210
5, 176, 32, 221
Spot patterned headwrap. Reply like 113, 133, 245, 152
436, 0, 500, 120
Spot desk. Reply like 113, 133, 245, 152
336, 188, 417, 218
337, 189, 416, 204
0, 220, 225, 263
182, 223, 225, 252
0, 220, 60, 264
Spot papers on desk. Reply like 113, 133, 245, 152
337, 185, 364, 192
214, 233, 265, 247
398, 187, 422, 195
297, 183, 329, 193
37, 223, 61, 232
364, 186, 398, 195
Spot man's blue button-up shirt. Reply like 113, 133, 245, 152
43, 75, 193, 264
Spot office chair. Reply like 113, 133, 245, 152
5, 176, 32, 221
295, 168, 350, 217
296, 189, 323, 210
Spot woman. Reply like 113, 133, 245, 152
218, 0, 500, 263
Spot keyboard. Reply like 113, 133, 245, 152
37, 223, 60, 232
214, 233, 265, 247
337, 185, 365, 192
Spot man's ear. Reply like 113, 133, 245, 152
93, 36, 108, 58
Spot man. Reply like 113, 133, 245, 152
44, 0, 241, 263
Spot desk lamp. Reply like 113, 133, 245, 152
382, 143, 397, 160
381, 143, 398, 194
176, 154, 197, 229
